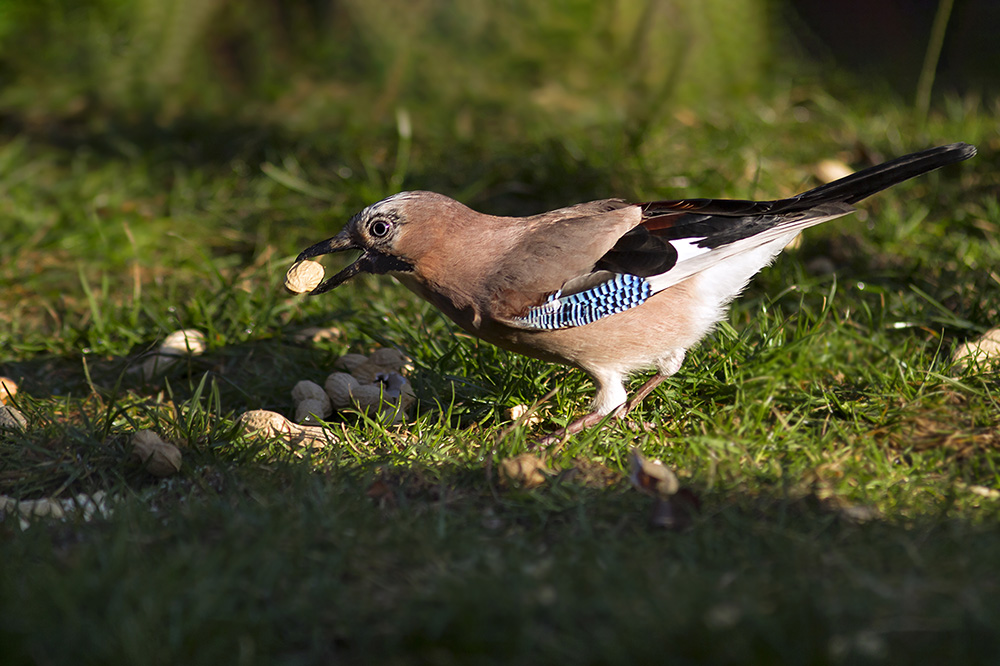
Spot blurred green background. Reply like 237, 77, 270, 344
3, 0, 997, 125
3, 0, 996, 132
2, 0, 775, 127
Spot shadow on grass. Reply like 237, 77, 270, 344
0, 110, 298, 169
1, 447, 999, 665
0, 107, 625, 214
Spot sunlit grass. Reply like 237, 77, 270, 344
1, 1, 999, 663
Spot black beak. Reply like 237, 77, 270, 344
296, 230, 368, 295
296, 229, 356, 261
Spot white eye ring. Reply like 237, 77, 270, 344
370, 219, 391, 238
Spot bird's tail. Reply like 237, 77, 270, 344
791, 142, 976, 208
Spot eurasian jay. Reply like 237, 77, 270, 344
294, 143, 976, 440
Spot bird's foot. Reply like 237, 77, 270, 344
531, 409, 610, 449
531, 373, 668, 449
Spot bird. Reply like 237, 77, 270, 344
294, 142, 976, 442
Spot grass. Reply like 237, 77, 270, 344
2, 2, 1000, 664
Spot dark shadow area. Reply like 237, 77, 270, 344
786, 0, 1000, 96
2, 450, 999, 664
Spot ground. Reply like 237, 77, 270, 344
1, 3, 999, 663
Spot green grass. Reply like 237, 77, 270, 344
2, 2, 1000, 664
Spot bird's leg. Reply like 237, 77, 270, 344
618, 372, 669, 415
531, 410, 611, 449
532, 372, 668, 449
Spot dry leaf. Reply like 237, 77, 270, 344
628, 447, 700, 530
628, 447, 679, 497
649, 489, 701, 531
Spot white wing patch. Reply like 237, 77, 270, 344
647, 208, 853, 294
671, 237, 710, 264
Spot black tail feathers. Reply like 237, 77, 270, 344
794, 142, 976, 208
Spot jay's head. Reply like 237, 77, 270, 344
296, 191, 460, 294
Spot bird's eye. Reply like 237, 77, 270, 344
369, 219, 391, 238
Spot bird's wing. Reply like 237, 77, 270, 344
494, 142, 975, 331
628, 199, 854, 292
497, 198, 852, 330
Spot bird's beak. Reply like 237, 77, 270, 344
296, 229, 356, 261
296, 230, 368, 295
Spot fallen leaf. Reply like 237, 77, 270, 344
628, 447, 679, 497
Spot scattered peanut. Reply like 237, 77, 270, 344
131, 430, 182, 477
0, 491, 112, 529
137, 329, 207, 380
0, 405, 27, 432
952, 327, 1000, 371
966, 484, 1000, 500
333, 353, 369, 373
161, 329, 207, 356
347, 348, 412, 384
0, 377, 18, 405
236, 409, 335, 448
291, 380, 332, 424
368, 347, 410, 370
508, 404, 542, 427
348, 384, 384, 406
0, 494, 65, 519
324, 372, 362, 409
283, 347, 417, 432
295, 399, 331, 424
292, 379, 329, 405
